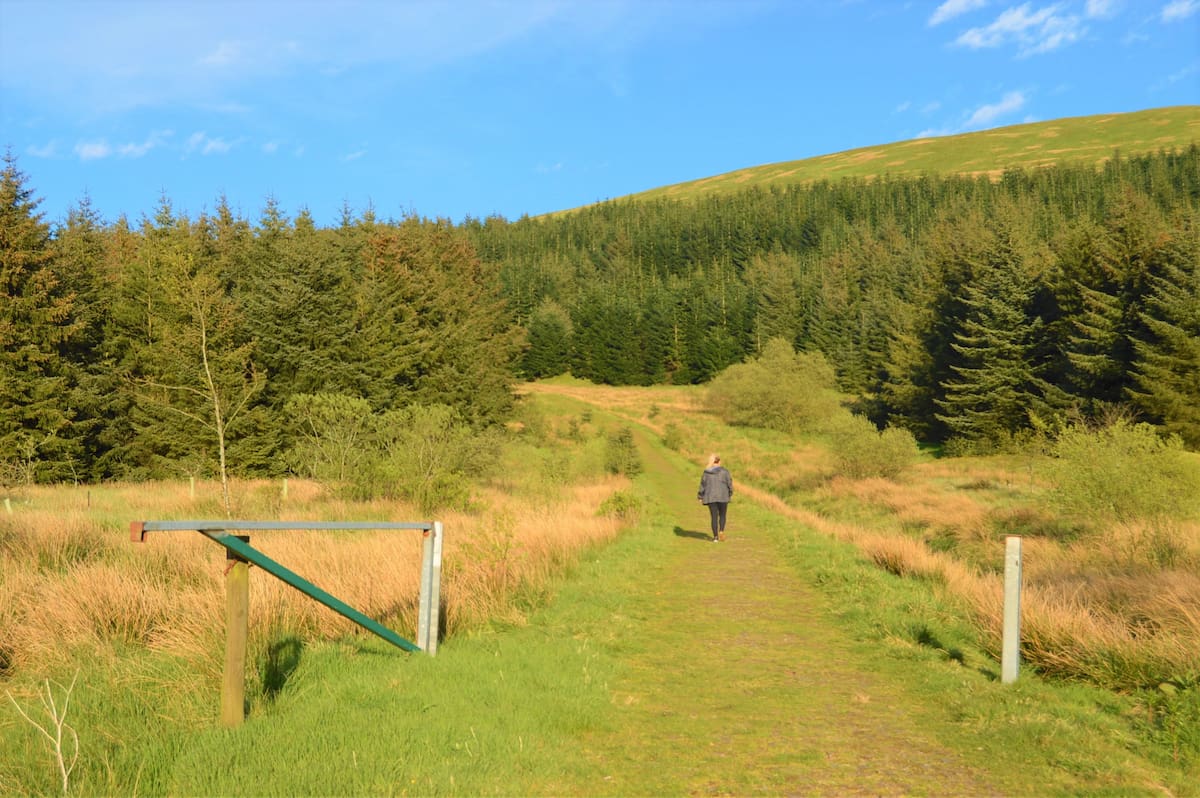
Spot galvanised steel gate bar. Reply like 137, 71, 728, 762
131, 519, 444, 726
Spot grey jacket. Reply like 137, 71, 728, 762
698, 466, 733, 504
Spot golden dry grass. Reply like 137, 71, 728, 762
0, 476, 629, 682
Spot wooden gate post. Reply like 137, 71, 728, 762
221, 537, 250, 727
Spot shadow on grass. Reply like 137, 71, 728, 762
262, 636, 304, 700
673, 525, 713, 542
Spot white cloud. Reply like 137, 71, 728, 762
262, 141, 280, 155
1084, 0, 1118, 18
341, 149, 367, 162
918, 91, 1030, 138
75, 140, 112, 160
964, 90, 1027, 127
954, 3, 1087, 56
930, 0, 988, 26
895, 100, 912, 113
185, 131, 236, 155
116, 130, 172, 158
1162, 0, 1199, 21
27, 141, 58, 158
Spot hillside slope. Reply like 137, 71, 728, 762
619, 105, 1199, 206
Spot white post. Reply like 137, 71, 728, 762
1002, 535, 1022, 684
189, 476, 196, 500
4, 497, 11, 515
417, 522, 444, 655
281, 478, 288, 500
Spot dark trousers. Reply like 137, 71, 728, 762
707, 502, 728, 537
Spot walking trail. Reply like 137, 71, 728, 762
547, 418, 1006, 796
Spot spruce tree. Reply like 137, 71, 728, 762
0, 154, 82, 483
1129, 217, 1200, 447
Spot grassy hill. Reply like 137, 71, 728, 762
622, 105, 1199, 205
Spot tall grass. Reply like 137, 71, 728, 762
1, 468, 629, 688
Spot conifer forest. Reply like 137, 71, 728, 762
2, 144, 1198, 487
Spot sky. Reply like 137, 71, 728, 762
1, 0, 1198, 228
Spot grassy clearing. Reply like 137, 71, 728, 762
3, 380, 1198, 793
0, 395, 637, 794
556, 380, 1200, 771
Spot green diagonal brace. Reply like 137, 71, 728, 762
206, 531, 421, 653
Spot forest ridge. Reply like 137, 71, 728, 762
1, 106, 1198, 487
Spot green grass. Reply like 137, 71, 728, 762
593, 106, 1200, 207
4, 389, 1197, 795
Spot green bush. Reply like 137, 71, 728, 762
284, 393, 375, 483
287, 396, 498, 513
371, 404, 499, 513
604, 427, 642, 478
597, 489, 642, 521
1050, 419, 1200, 525
826, 411, 919, 479
661, 423, 682, 451
705, 338, 841, 433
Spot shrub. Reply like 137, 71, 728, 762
372, 404, 499, 513
826, 412, 919, 479
661, 423, 683, 451
597, 490, 642, 521
1050, 419, 1200, 526
705, 338, 841, 433
284, 393, 374, 483
604, 427, 642, 477
287, 396, 498, 513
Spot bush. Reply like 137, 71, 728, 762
597, 490, 642, 521
826, 412, 919, 479
372, 404, 499, 513
287, 396, 498, 513
661, 423, 683, 451
604, 427, 642, 477
1050, 419, 1200, 526
705, 338, 842, 433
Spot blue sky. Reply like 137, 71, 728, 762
2, 0, 1197, 228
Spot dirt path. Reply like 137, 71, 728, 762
567, 424, 1004, 796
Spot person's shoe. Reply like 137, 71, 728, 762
718, 532, 726, 541
712, 536, 719, 543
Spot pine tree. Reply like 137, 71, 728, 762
0, 154, 82, 483
1129, 215, 1200, 447
51, 196, 115, 479
119, 200, 263, 510
935, 207, 1066, 446
522, 299, 572, 379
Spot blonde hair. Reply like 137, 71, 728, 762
706, 453, 721, 467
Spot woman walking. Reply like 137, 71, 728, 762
697, 453, 733, 542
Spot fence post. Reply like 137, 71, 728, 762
418, 522, 444, 655
1002, 535, 1022, 684
221, 537, 250, 727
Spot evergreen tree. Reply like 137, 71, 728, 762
0, 154, 82, 483
50, 196, 115, 479
1129, 213, 1200, 447
522, 299, 572, 379
1063, 188, 1173, 413
118, 199, 264, 509
934, 220, 1066, 446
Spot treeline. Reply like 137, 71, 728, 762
3, 146, 1199, 487
464, 146, 1200, 448
1, 155, 519, 489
